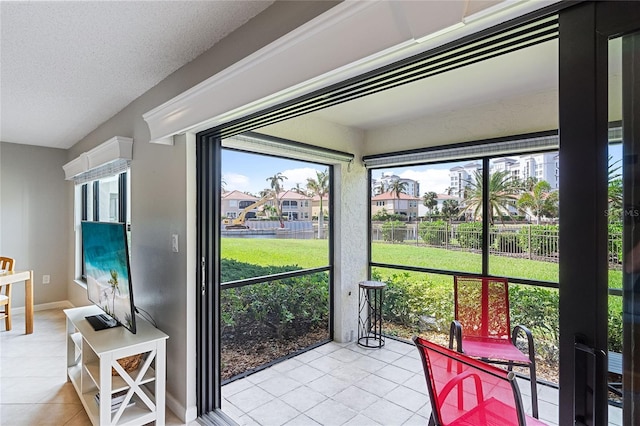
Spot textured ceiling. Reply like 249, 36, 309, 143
0, 1, 273, 149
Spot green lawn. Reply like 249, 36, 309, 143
221, 238, 622, 287
221, 238, 329, 268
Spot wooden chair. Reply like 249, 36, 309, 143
449, 275, 539, 418
413, 336, 547, 426
0, 256, 15, 331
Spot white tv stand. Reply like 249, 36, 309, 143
65, 305, 169, 426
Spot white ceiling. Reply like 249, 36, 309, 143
0, 1, 273, 149
311, 41, 559, 131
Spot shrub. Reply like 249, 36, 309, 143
518, 225, 558, 256
382, 220, 407, 243
457, 222, 495, 249
494, 232, 523, 253
220, 259, 329, 339
608, 297, 623, 353
373, 271, 453, 331
372, 209, 405, 222
418, 220, 447, 245
509, 285, 559, 363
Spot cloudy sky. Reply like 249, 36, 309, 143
223, 144, 623, 197
222, 149, 326, 195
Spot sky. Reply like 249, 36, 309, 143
222, 145, 624, 197
222, 149, 327, 195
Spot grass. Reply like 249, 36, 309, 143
221, 238, 329, 268
221, 238, 623, 287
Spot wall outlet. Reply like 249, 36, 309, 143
43, 275, 50, 284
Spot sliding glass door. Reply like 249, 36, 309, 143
559, 3, 640, 425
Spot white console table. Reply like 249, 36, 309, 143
64, 305, 169, 426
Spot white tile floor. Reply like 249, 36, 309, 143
0, 309, 624, 426
0, 309, 195, 426
222, 338, 624, 426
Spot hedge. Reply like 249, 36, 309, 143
220, 259, 329, 339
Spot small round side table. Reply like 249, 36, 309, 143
357, 280, 386, 348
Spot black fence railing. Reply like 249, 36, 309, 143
371, 222, 623, 268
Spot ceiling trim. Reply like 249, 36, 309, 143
143, 0, 561, 144
63, 136, 133, 181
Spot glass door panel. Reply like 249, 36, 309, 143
609, 30, 640, 426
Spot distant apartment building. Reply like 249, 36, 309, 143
448, 152, 559, 195
372, 173, 420, 197
449, 162, 482, 198
371, 191, 420, 220
517, 152, 559, 189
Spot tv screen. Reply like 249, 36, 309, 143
81, 221, 136, 334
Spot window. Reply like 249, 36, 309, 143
77, 170, 130, 279
219, 147, 333, 381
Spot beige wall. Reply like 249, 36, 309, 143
0, 142, 69, 308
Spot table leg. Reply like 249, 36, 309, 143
25, 270, 33, 334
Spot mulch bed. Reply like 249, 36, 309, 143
221, 326, 329, 381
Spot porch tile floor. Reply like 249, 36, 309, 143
223, 338, 624, 426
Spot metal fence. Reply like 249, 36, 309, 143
371, 222, 623, 268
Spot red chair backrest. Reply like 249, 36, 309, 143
413, 336, 525, 426
454, 275, 511, 341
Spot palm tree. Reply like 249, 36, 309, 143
422, 191, 438, 217
517, 180, 559, 224
266, 173, 287, 227
389, 180, 408, 215
107, 270, 120, 315
441, 199, 460, 221
306, 169, 329, 238
608, 155, 623, 220
462, 170, 518, 224
292, 183, 307, 195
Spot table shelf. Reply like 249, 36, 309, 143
64, 306, 168, 426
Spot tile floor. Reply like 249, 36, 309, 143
222, 338, 624, 426
0, 309, 195, 426
0, 309, 624, 426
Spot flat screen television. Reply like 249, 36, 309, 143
81, 221, 136, 334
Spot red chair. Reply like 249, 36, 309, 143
413, 336, 547, 426
448, 275, 539, 419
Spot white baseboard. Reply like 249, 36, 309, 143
11, 300, 74, 315
166, 391, 197, 423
